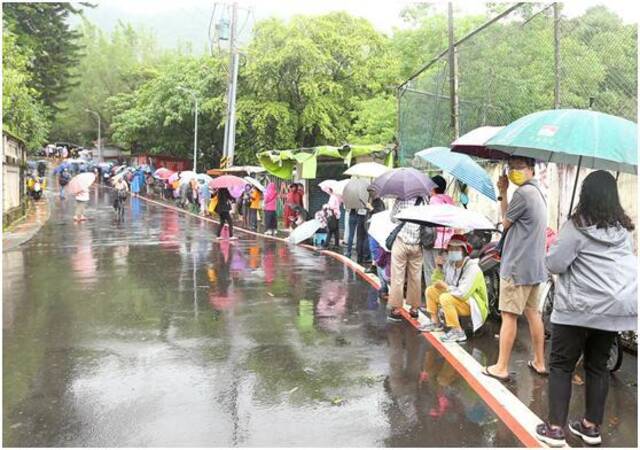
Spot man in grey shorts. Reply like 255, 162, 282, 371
484, 155, 548, 382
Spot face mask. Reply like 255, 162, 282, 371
447, 251, 463, 262
508, 169, 527, 186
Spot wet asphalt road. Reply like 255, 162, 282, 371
3, 186, 636, 447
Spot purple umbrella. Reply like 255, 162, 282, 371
370, 168, 436, 200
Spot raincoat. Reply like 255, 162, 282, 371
546, 219, 637, 332
431, 257, 488, 331
264, 183, 277, 211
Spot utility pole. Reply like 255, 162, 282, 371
222, 2, 239, 168
447, 2, 460, 139
178, 87, 199, 172
553, 2, 560, 109
85, 109, 101, 162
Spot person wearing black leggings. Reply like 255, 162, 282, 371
214, 188, 235, 239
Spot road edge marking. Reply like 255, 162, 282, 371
133, 193, 555, 448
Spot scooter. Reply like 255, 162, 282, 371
538, 278, 636, 373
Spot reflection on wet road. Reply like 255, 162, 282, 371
2, 188, 634, 447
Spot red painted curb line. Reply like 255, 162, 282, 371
133, 192, 545, 448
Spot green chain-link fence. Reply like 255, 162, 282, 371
398, 3, 637, 166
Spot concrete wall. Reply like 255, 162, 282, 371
2, 132, 27, 223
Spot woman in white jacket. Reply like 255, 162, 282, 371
536, 171, 637, 447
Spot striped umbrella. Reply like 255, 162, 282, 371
415, 147, 497, 201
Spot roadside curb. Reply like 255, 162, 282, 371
2, 194, 52, 252
133, 192, 555, 448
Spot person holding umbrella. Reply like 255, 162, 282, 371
484, 155, 548, 382
423, 175, 455, 282
214, 188, 236, 240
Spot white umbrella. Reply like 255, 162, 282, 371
368, 210, 397, 251
319, 179, 349, 197
287, 219, 322, 244
244, 176, 265, 192
344, 162, 391, 178
395, 204, 496, 231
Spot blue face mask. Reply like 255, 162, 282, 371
447, 251, 464, 262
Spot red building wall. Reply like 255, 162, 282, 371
132, 155, 192, 172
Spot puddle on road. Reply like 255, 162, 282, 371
2, 190, 600, 446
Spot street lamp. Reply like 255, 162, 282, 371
85, 109, 101, 162
178, 87, 199, 172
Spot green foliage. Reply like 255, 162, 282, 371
51, 19, 163, 145
2, 28, 50, 149
3, 2, 87, 112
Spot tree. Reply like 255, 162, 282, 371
3, 2, 88, 112
2, 27, 50, 149
51, 19, 163, 145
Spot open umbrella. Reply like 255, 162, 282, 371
451, 126, 506, 160
209, 174, 247, 191
485, 108, 638, 211
486, 109, 637, 172
319, 179, 349, 197
244, 176, 265, 192
342, 178, 370, 210
287, 219, 322, 244
368, 210, 397, 251
179, 170, 197, 181
415, 147, 497, 201
154, 168, 175, 180
344, 162, 391, 178
65, 172, 96, 195
396, 204, 495, 231
370, 167, 436, 200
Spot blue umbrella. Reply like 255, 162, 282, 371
415, 147, 497, 201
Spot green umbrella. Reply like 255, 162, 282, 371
486, 109, 637, 173
486, 109, 637, 213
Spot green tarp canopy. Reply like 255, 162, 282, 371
257, 144, 393, 179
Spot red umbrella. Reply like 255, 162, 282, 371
450, 126, 507, 159
65, 172, 96, 195
209, 175, 247, 190
154, 167, 175, 180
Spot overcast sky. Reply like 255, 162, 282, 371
76, 0, 638, 50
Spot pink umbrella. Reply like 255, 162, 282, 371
209, 175, 247, 190
450, 126, 507, 159
65, 172, 96, 195
154, 168, 175, 180
168, 172, 180, 184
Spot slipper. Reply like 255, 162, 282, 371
527, 360, 549, 376
482, 366, 512, 383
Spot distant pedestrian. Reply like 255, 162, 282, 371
283, 184, 299, 231
249, 187, 262, 231
59, 169, 70, 199
214, 188, 236, 240
199, 181, 211, 216
73, 188, 90, 222
484, 156, 547, 383
536, 171, 637, 447
240, 184, 252, 228
263, 182, 278, 235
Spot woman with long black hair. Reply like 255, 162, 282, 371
536, 170, 637, 447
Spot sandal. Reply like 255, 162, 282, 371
527, 360, 549, 376
482, 366, 512, 383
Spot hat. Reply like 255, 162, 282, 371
447, 234, 472, 255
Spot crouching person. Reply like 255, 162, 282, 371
420, 234, 488, 342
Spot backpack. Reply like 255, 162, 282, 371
59, 173, 70, 186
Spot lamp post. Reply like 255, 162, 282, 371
85, 109, 101, 162
178, 87, 199, 172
